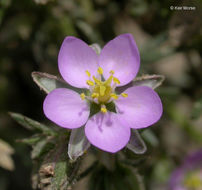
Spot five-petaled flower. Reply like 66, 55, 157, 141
43, 34, 163, 153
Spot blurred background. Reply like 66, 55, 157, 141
0, 0, 201, 189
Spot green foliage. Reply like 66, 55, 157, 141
89, 163, 144, 190
192, 97, 202, 119
9, 112, 55, 136
10, 112, 82, 190
33, 136, 81, 190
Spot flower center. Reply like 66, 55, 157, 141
80, 67, 128, 113
183, 170, 202, 190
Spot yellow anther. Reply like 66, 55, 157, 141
113, 77, 120, 84
86, 80, 94, 86
101, 105, 107, 113
110, 70, 115, 75
97, 67, 103, 75
184, 175, 202, 188
80, 93, 85, 100
93, 76, 102, 85
100, 86, 106, 96
91, 93, 99, 99
110, 93, 118, 100
85, 70, 91, 77
121, 93, 128, 98
101, 107, 107, 113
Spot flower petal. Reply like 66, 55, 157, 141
43, 88, 90, 129
85, 112, 131, 153
115, 86, 163, 129
99, 34, 140, 86
58, 36, 98, 88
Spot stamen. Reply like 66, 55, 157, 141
113, 77, 120, 85
110, 70, 115, 75
85, 70, 91, 77
91, 93, 99, 99
86, 80, 94, 86
80, 93, 85, 100
97, 67, 103, 75
121, 93, 128, 98
104, 75, 113, 86
110, 93, 118, 100
93, 76, 102, 85
84, 68, 122, 106
101, 105, 107, 113
100, 86, 106, 96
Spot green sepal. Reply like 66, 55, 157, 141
127, 130, 147, 154
89, 102, 100, 117
116, 74, 165, 94
32, 72, 87, 94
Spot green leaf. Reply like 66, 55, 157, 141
9, 112, 55, 136
89, 163, 145, 190
16, 134, 42, 145
31, 137, 55, 159
127, 130, 147, 154
116, 74, 165, 93
32, 72, 86, 94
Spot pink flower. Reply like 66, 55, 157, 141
43, 34, 163, 153
169, 150, 202, 190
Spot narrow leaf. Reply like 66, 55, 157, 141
68, 127, 90, 161
116, 74, 165, 93
126, 130, 147, 154
16, 134, 42, 145
9, 112, 55, 135
32, 72, 85, 94
31, 138, 49, 159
